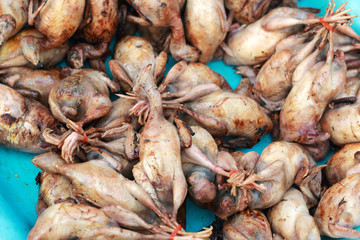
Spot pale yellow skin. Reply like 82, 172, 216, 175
28, 202, 118, 240
184, 90, 273, 140
334, 77, 360, 100
223, 7, 314, 66
320, 92, 360, 146
32, 152, 162, 224
314, 174, 360, 239
32, 0, 85, 48
223, 209, 272, 240
268, 188, 321, 240
185, 0, 228, 63
167, 63, 231, 93
0, 28, 68, 68
112, 36, 156, 72
109, 36, 160, 92
0, 0, 28, 44
280, 52, 347, 144
249, 141, 320, 209
326, 143, 360, 186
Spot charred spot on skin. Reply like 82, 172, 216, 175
67, 236, 79, 240
130, 3, 153, 25
102, 0, 109, 6
234, 119, 245, 129
101, 11, 108, 17
1, 114, 18, 126
256, 125, 268, 136
143, 139, 151, 143
35, 172, 42, 185
338, 197, 346, 207
160, 3, 167, 7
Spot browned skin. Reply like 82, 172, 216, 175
132, 65, 187, 221
223, 209, 272, 240
137, 25, 171, 52
211, 142, 322, 218
67, 0, 119, 68
314, 174, 360, 239
81, 0, 119, 43
37, 171, 73, 208
48, 69, 117, 134
8, 68, 62, 106
185, 0, 232, 63
268, 188, 320, 240
253, 28, 326, 109
126, 0, 199, 62
0, 83, 58, 153
280, 49, 347, 145
84, 145, 137, 179
94, 98, 137, 132
183, 90, 273, 148
225, 0, 271, 24
0, 28, 68, 68
325, 143, 360, 186
28, 0, 85, 49
0, 66, 33, 81
0, 0, 28, 46
166, 62, 231, 93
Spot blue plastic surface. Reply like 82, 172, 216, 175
0, 0, 359, 239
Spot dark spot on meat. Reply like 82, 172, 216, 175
160, 3, 167, 7
67, 236, 79, 240
101, 10, 108, 17
35, 172, 42, 185
37, 123, 42, 131
1, 114, 18, 126
234, 119, 245, 129
338, 197, 346, 206
143, 139, 151, 142
102, 0, 109, 6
